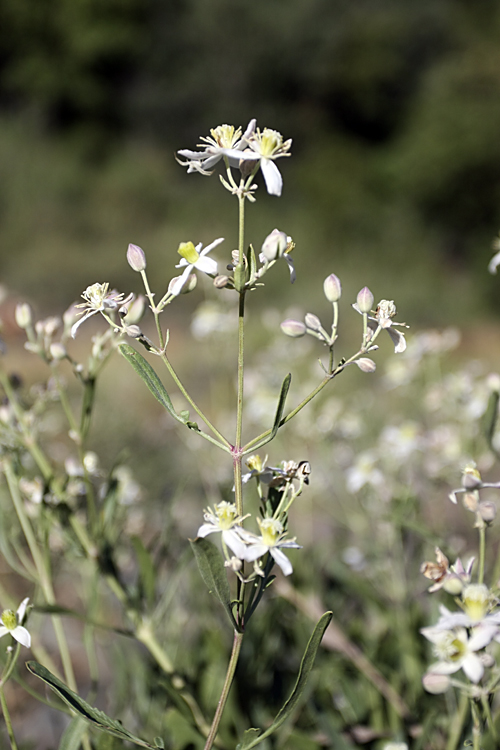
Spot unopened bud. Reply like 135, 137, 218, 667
356, 358, 376, 373
479, 501, 496, 524
422, 672, 450, 694
280, 319, 306, 338
304, 313, 322, 331
261, 229, 288, 261
463, 492, 479, 513
323, 274, 342, 302
127, 244, 146, 272
123, 295, 146, 325
214, 275, 230, 288
443, 575, 465, 596
356, 287, 374, 314
15, 303, 32, 330
125, 325, 142, 339
49, 343, 66, 360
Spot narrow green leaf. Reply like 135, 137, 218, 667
246, 244, 257, 284
271, 373, 291, 439
189, 538, 240, 632
236, 611, 333, 750
483, 389, 500, 452
26, 661, 159, 749
131, 536, 156, 609
118, 344, 185, 424
58, 716, 88, 750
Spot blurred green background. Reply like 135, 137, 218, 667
1, 0, 500, 325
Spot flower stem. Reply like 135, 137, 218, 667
203, 630, 244, 750
0, 686, 18, 750
478, 526, 486, 585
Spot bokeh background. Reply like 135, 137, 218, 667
1, 0, 500, 322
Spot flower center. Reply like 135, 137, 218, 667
259, 518, 283, 547
214, 502, 238, 530
83, 283, 109, 309
258, 129, 283, 157
1, 609, 17, 631
462, 584, 489, 622
209, 125, 239, 148
178, 242, 199, 265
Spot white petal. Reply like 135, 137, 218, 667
199, 237, 225, 256
462, 653, 484, 683
270, 548, 293, 576
0, 627, 9, 639
488, 250, 500, 274
177, 149, 211, 160
240, 119, 256, 147
238, 542, 269, 563
12, 625, 31, 648
197, 524, 218, 538
469, 624, 498, 650
194, 256, 218, 275
260, 159, 283, 196
17, 598, 29, 623
169, 266, 193, 296
386, 327, 406, 353
70, 309, 98, 338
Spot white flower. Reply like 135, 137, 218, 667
0, 598, 31, 648
353, 299, 408, 353
177, 121, 256, 175
421, 625, 495, 683
432, 585, 500, 630
197, 502, 249, 557
71, 283, 131, 338
170, 238, 224, 296
239, 127, 292, 196
228, 518, 302, 576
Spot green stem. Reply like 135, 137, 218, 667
4, 461, 77, 692
446, 692, 468, 750
478, 525, 486, 585
203, 631, 244, 750
0, 685, 18, 750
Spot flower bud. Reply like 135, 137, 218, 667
422, 672, 450, 694
125, 325, 142, 338
323, 274, 342, 302
214, 275, 230, 288
304, 313, 322, 331
280, 319, 306, 338
15, 303, 32, 330
127, 244, 146, 272
479, 500, 496, 524
356, 358, 376, 373
123, 295, 146, 325
49, 343, 66, 360
356, 287, 374, 313
443, 575, 465, 596
168, 273, 197, 295
463, 491, 479, 512
261, 229, 288, 261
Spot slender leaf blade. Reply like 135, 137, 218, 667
189, 537, 240, 631
118, 344, 185, 424
26, 661, 159, 749
272, 373, 291, 439
236, 611, 333, 750
58, 716, 88, 750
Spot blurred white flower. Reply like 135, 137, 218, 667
421, 625, 495, 683
197, 502, 249, 556
0, 598, 31, 648
229, 518, 301, 576
71, 283, 131, 338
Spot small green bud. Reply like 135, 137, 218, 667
15, 303, 32, 330
281, 319, 306, 337
261, 229, 288, 261
127, 244, 146, 272
323, 274, 342, 302
356, 286, 374, 313
304, 313, 322, 331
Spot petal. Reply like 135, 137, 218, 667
488, 249, 500, 274
194, 256, 218, 275
462, 653, 484, 683
199, 237, 224, 256
0, 627, 8, 639
238, 542, 269, 563
239, 119, 256, 147
177, 149, 212, 160
169, 266, 193, 296
70, 309, 99, 338
260, 159, 283, 196
270, 548, 293, 576
197, 524, 218, 538
17, 597, 29, 623
469, 624, 498, 650
283, 255, 296, 284
12, 625, 31, 648
385, 327, 406, 353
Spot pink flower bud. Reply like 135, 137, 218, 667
356, 358, 376, 373
280, 319, 306, 337
479, 501, 496, 524
356, 287, 374, 313
422, 672, 450, 694
323, 274, 342, 302
127, 243, 147, 272
304, 313, 322, 331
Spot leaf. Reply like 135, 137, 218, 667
235, 611, 333, 750
189, 538, 241, 632
483, 388, 500, 453
26, 661, 160, 749
58, 716, 88, 750
246, 243, 257, 284
271, 373, 291, 439
118, 344, 185, 425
